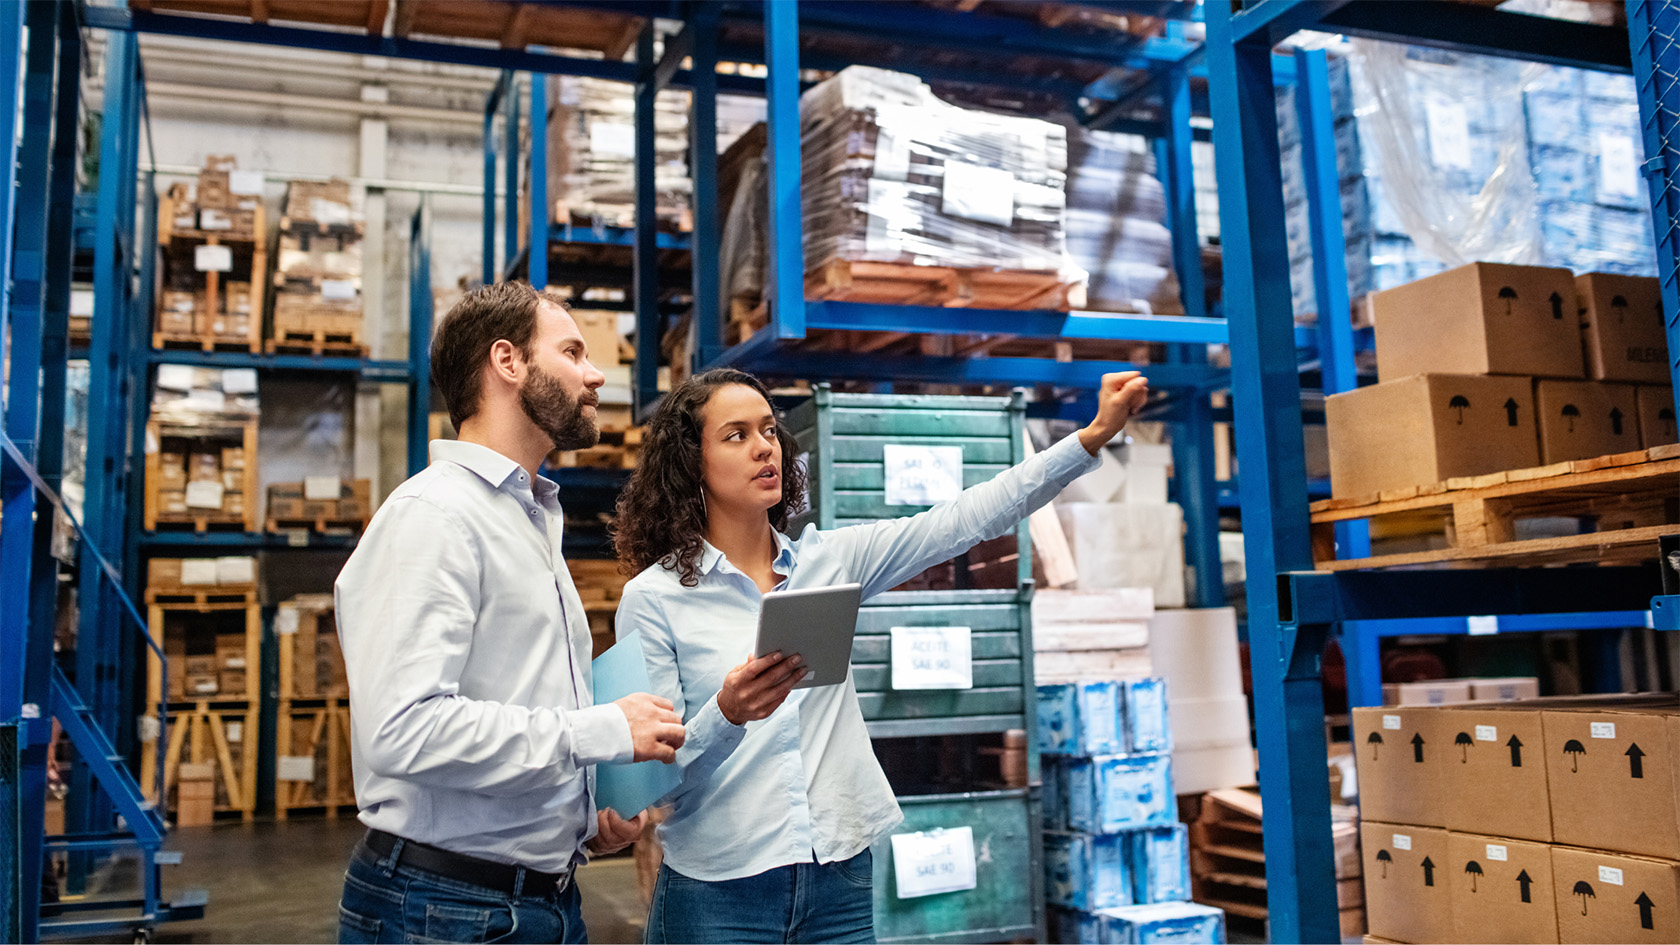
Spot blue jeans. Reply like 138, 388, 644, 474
645, 849, 875, 944
338, 838, 586, 944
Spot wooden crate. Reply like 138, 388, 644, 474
144, 418, 259, 532
131, 0, 388, 33
549, 426, 643, 470
1309, 444, 1680, 570
275, 698, 355, 819
266, 479, 373, 534
154, 198, 267, 354
155, 703, 260, 823
276, 595, 347, 700
806, 258, 1083, 312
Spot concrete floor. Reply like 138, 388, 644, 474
80, 817, 647, 944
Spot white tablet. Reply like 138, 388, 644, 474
754, 583, 863, 690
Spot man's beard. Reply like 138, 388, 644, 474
520, 363, 599, 451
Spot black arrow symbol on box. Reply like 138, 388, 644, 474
1612, 407, 1626, 436
1629, 743, 1646, 779
1422, 857, 1436, 887
1551, 291, 1565, 319
1637, 892, 1655, 930
1504, 398, 1520, 426
1413, 733, 1426, 763
1509, 734, 1524, 767
1517, 869, 1534, 903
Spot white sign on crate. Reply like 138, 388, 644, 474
194, 244, 233, 273
277, 756, 316, 782
222, 368, 258, 395
180, 559, 219, 585
184, 481, 225, 511
320, 279, 357, 301
228, 170, 264, 195
891, 826, 978, 899
304, 476, 341, 501
890, 627, 973, 690
883, 444, 964, 506
941, 160, 1015, 226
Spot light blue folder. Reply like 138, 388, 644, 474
591, 630, 681, 817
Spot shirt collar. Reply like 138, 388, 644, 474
429, 439, 527, 490
696, 529, 798, 577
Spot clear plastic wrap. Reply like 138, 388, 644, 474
1061, 124, 1181, 315
150, 365, 259, 429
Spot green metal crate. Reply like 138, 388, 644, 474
871, 788, 1046, 944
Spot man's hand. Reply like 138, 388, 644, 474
717, 652, 806, 726
1077, 371, 1151, 455
587, 808, 647, 856
614, 692, 686, 763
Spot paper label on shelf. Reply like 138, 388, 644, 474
1598, 132, 1641, 201
1592, 722, 1617, 739
70, 289, 94, 317
1382, 714, 1401, 731
156, 364, 197, 393
1467, 615, 1499, 636
194, 244, 233, 272
590, 121, 636, 158
228, 170, 264, 195
941, 160, 1015, 227
275, 606, 299, 635
304, 476, 341, 501
891, 826, 977, 899
1486, 844, 1508, 862
277, 756, 316, 782
226, 721, 243, 743
180, 559, 219, 585
1476, 725, 1498, 742
883, 444, 963, 506
890, 627, 973, 690
216, 556, 255, 585
221, 368, 258, 395
320, 279, 357, 301
1599, 865, 1625, 886
1425, 101, 1473, 171
1393, 834, 1412, 851
185, 480, 225, 510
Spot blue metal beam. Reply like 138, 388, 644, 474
1228, 1, 1352, 47
408, 198, 433, 476
1320, 0, 1632, 73
632, 24, 661, 419
800, 301, 1229, 344
1628, 2, 1680, 421
765, 1, 805, 343
690, 6, 723, 368
483, 72, 504, 285
146, 350, 411, 380
1284, 568, 1659, 626
503, 74, 519, 286
529, 72, 549, 290
716, 348, 1212, 391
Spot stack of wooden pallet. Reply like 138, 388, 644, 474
275, 594, 354, 819
154, 156, 267, 353
271, 179, 366, 356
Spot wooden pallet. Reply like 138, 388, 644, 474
150, 513, 251, 533
149, 701, 259, 822
394, 0, 641, 55
68, 315, 91, 346
278, 215, 366, 237
152, 331, 261, 354
145, 587, 257, 609
265, 330, 367, 357
276, 698, 354, 820
1310, 444, 1680, 571
550, 426, 643, 470
132, 0, 388, 33
266, 515, 369, 535
805, 258, 1083, 311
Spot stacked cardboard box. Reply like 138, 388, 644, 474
1354, 696, 1680, 943
266, 478, 372, 526
175, 761, 216, 827
1327, 263, 1674, 499
276, 595, 346, 699
1383, 676, 1541, 707
1039, 677, 1226, 941
272, 179, 363, 349
156, 157, 264, 346
148, 556, 257, 700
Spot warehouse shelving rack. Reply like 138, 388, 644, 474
1204, 2, 1677, 941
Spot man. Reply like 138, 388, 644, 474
334, 281, 686, 944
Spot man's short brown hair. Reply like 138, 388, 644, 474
430, 281, 568, 429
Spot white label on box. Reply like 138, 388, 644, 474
874, 127, 911, 181
941, 160, 1015, 227
1592, 722, 1617, 739
223, 657, 246, 670
156, 364, 197, 393
1392, 834, 1412, 851
184, 388, 226, 412
1598, 132, 1641, 201
180, 559, 219, 586
1486, 844, 1508, 862
277, 755, 316, 782
1425, 101, 1473, 171
287, 529, 310, 547
198, 209, 232, 231
311, 198, 351, 226
590, 121, 637, 158
221, 368, 258, 395
890, 826, 978, 899
194, 244, 233, 272
185, 481, 225, 510
890, 627, 973, 690
70, 289, 94, 317
1382, 715, 1401, 731
320, 279, 357, 301
191, 679, 218, 693
226, 721, 243, 743
1467, 615, 1499, 636
304, 475, 341, 501
883, 444, 964, 506
1599, 865, 1625, 885
137, 715, 159, 744
1476, 725, 1498, 742
216, 556, 255, 585
274, 605, 299, 636
228, 170, 263, 195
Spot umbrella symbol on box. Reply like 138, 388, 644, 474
1612, 294, 1629, 324
1466, 861, 1484, 892
1368, 731, 1383, 761
1562, 403, 1581, 433
1449, 395, 1471, 425
1499, 286, 1518, 315
1573, 880, 1596, 915
1376, 849, 1392, 878
1564, 739, 1587, 772
1455, 731, 1474, 762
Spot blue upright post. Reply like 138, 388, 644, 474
1205, 6, 1340, 942
483, 73, 503, 285
632, 24, 660, 417
504, 73, 520, 281
529, 72, 548, 290
1628, 1, 1680, 409
765, 0, 805, 341
410, 197, 433, 476
691, 6, 723, 367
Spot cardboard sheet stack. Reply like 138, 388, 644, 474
1038, 676, 1227, 943
1061, 125, 1181, 315
1051, 438, 1186, 608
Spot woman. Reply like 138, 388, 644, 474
611, 368, 1149, 944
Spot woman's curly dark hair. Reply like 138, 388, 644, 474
611, 369, 807, 587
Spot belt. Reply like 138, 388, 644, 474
362, 829, 572, 898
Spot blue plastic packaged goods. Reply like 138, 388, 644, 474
1127, 825, 1191, 904
1050, 907, 1103, 945
1122, 678, 1172, 755
1098, 902, 1226, 944
1042, 755, 1066, 831
1044, 831, 1131, 911
1067, 754, 1175, 833
1037, 681, 1123, 756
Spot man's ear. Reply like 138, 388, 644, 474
487, 338, 524, 386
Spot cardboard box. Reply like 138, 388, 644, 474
1447, 832, 1558, 944
1577, 272, 1669, 384
1471, 676, 1542, 702
1325, 374, 1539, 498
217, 669, 246, 696
1550, 846, 1680, 942
1637, 385, 1677, 448
1535, 380, 1642, 463
1440, 706, 1553, 842
1361, 821, 1452, 945
1383, 679, 1475, 707
183, 673, 219, 697
1543, 707, 1680, 859
571, 309, 624, 368
1352, 707, 1450, 827
183, 655, 217, 676
188, 453, 221, 483
1372, 262, 1586, 382
158, 490, 188, 516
